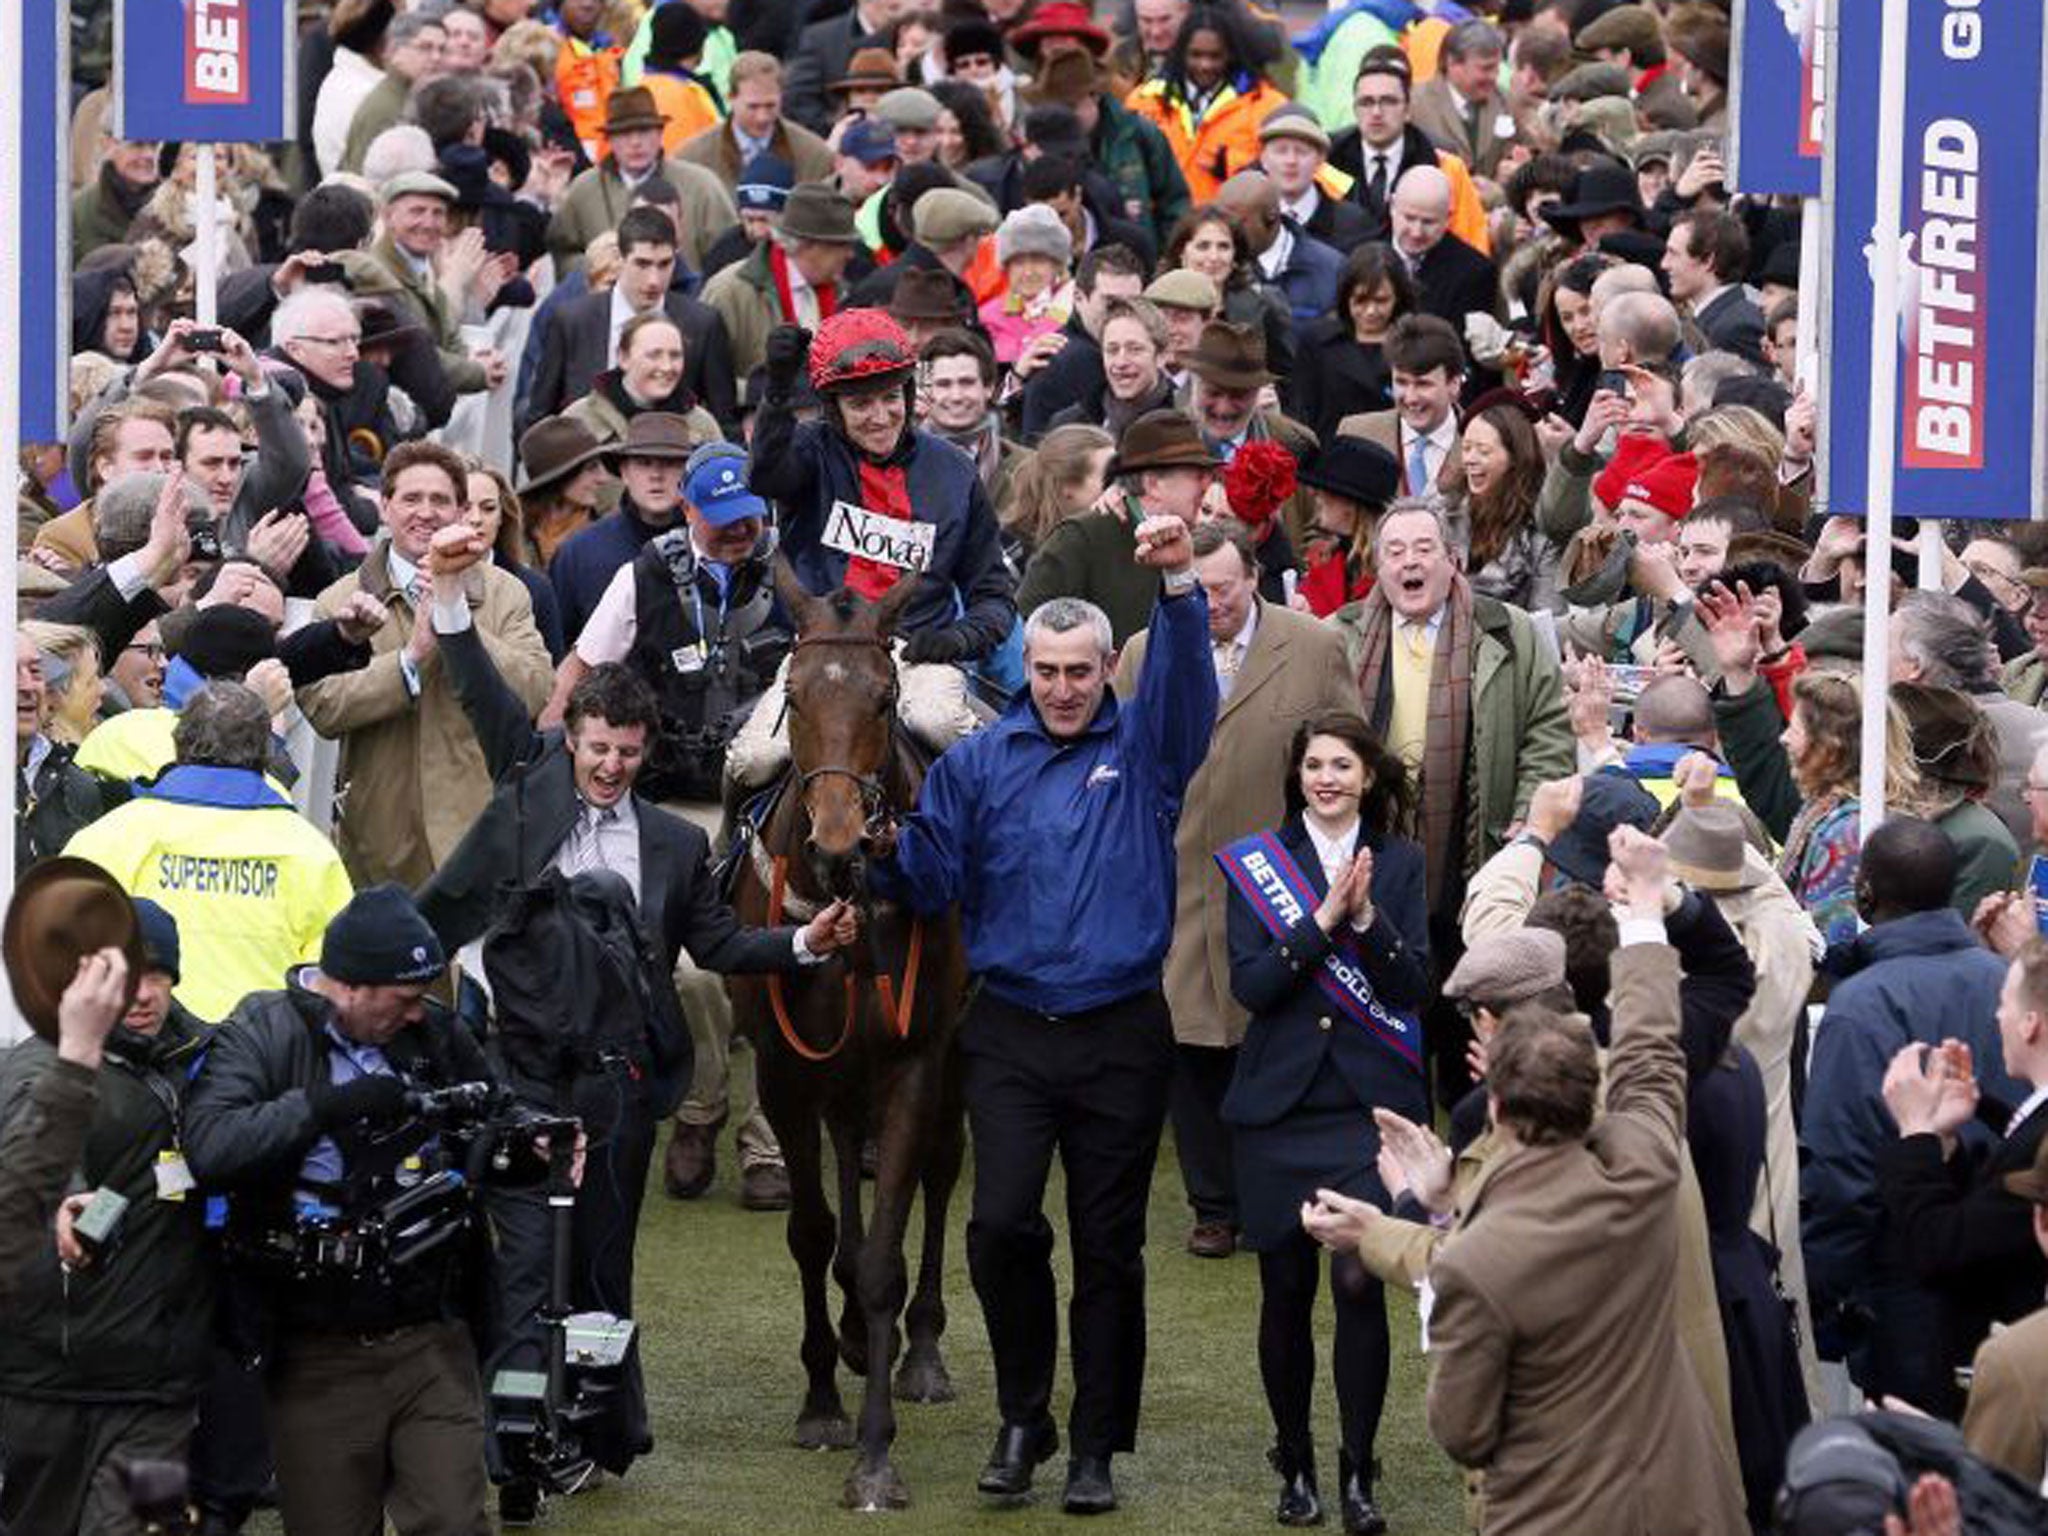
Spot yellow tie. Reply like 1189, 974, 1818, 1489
1387, 621, 1433, 770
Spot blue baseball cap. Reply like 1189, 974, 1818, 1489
736, 152, 794, 213
683, 444, 768, 527
842, 117, 901, 167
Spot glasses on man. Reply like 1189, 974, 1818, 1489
300, 333, 361, 350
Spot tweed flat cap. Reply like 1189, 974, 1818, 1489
1259, 103, 1330, 152
1443, 929, 1569, 1005
1144, 269, 1220, 312
914, 187, 998, 245
379, 170, 459, 204
876, 87, 943, 131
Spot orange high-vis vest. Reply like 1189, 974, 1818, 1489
557, 37, 624, 161
642, 71, 722, 156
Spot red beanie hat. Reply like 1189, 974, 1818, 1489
1594, 434, 1699, 521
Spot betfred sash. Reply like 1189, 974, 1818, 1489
1216, 831, 1423, 1071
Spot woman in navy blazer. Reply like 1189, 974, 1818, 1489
1219, 710, 1429, 1535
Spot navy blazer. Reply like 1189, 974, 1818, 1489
1220, 819, 1431, 1130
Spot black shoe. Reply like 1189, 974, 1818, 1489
1337, 1452, 1387, 1536
1269, 1443, 1324, 1526
977, 1419, 1059, 1498
1062, 1455, 1117, 1515
499, 1477, 542, 1528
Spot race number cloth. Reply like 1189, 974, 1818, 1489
834, 463, 931, 601
1216, 831, 1423, 1071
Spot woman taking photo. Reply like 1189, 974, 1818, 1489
1294, 244, 1416, 447
1219, 712, 1427, 1535
1451, 393, 1559, 613
1125, 5, 1289, 202
1536, 251, 1616, 426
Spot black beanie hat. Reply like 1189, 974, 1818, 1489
650, 4, 709, 65
177, 604, 278, 680
133, 899, 182, 982
320, 884, 446, 986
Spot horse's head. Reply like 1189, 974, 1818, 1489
774, 555, 919, 900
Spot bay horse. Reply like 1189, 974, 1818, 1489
725, 557, 968, 1511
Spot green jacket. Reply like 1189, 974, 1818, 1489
547, 157, 738, 278
699, 240, 779, 382
1015, 494, 1157, 648
1092, 94, 1192, 241
340, 71, 409, 175
0, 1008, 213, 1403
71, 174, 144, 265
1333, 590, 1574, 876
2003, 650, 2048, 707
351, 237, 487, 396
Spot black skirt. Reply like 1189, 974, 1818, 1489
1230, 1057, 1391, 1253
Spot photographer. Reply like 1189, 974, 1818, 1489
0, 898, 209, 1536
182, 885, 504, 1536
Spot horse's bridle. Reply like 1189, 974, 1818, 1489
788, 632, 901, 835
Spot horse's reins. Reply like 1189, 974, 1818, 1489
766, 632, 925, 1063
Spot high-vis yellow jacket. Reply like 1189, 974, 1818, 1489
64, 765, 355, 1022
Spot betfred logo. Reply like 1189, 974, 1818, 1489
186, 0, 249, 105
1902, 117, 1986, 471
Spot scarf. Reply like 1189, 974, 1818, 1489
937, 413, 1003, 488
1354, 572, 1476, 912
596, 367, 699, 420
1103, 377, 1174, 441
847, 457, 915, 600
1779, 789, 1850, 892
770, 243, 838, 327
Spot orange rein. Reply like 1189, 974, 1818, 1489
765, 855, 925, 1064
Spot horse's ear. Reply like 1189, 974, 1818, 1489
773, 553, 824, 635
867, 569, 922, 639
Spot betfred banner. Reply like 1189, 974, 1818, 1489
1819, 1, 2048, 521
1728, 0, 1824, 196
113, 0, 293, 142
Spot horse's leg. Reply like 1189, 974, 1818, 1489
774, 1081, 851, 1451
828, 1109, 871, 1378
896, 1037, 963, 1406
843, 1061, 925, 1511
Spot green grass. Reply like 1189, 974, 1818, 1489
535, 1123, 1467, 1536
252, 1123, 1469, 1535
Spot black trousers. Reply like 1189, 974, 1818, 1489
962, 987, 1174, 1459
189, 1346, 274, 1526
485, 1065, 656, 1475
0, 1394, 193, 1536
1168, 1041, 1240, 1227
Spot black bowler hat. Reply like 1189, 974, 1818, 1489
1299, 438, 1401, 510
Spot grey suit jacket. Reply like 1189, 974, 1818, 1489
1408, 77, 1514, 179
1333, 407, 1466, 501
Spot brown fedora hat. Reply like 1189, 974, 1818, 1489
888, 267, 966, 323
517, 415, 610, 496
1185, 320, 1274, 392
604, 86, 670, 136
3, 858, 144, 1042
1107, 409, 1222, 479
778, 182, 861, 245
1022, 49, 1106, 107
1660, 802, 1768, 892
606, 410, 698, 466
830, 47, 902, 95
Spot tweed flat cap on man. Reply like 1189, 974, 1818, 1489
1443, 929, 1569, 1005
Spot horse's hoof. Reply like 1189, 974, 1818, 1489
843, 1462, 910, 1512
893, 1353, 955, 1404
795, 1411, 855, 1451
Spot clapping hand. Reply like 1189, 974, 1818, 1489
1881, 1041, 1979, 1141
1314, 850, 1373, 934
1374, 1108, 1453, 1216
1972, 890, 2037, 958
1300, 1187, 1380, 1253
1697, 580, 1761, 684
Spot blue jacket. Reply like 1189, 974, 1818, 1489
1802, 908, 2017, 1320
1220, 819, 1430, 1130
549, 499, 667, 643
873, 587, 1217, 1012
1270, 217, 1347, 328
746, 404, 1014, 659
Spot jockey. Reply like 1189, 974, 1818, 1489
729, 311, 1014, 786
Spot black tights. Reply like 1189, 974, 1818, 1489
1256, 1231, 1390, 1463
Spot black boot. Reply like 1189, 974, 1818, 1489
1337, 1451, 1387, 1536
1268, 1442, 1324, 1526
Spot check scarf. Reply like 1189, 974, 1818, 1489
1355, 572, 1474, 913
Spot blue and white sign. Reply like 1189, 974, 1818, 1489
1819, 1, 2048, 521
113, 0, 294, 143
20, 0, 68, 442
1728, 0, 1824, 196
